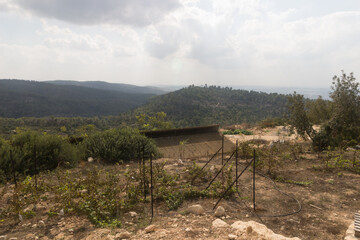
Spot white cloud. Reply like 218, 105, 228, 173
13, 0, 181, 27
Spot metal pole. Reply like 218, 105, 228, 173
221, 134, 224, 182
10, 150, 16, 186
235, 140, 238, 188
150, 154, 154, 220
34, 144, 38, 190
253, 149, 256, 212
142, 144, 146, 201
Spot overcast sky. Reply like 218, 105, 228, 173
0, 0, 359, 87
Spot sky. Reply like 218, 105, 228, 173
0, 0, 359, 88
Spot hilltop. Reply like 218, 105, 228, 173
0, 79, 157, 118
133, 85, 289, 127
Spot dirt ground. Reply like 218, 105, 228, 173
0, 127, 359, 240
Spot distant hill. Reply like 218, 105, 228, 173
0, 79, 155, 118
46, 80, 166, 95
133, 85, 290, 127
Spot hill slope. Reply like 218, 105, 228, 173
46, 80, 166, 95
0, 79, 154, 117
133, 85, 289, 127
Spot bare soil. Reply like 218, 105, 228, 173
0, 128, 359, 240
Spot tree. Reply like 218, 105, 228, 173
287, 92, 316, 141
306, 96, 332, 125
136, 112, 173, 130
328, 71, 360, 144
287, 71, 360, 149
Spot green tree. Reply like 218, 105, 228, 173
136, 112, 173, 130
306, 96, 332, 125
328, 71, 360, 145
287, 92, 316, 141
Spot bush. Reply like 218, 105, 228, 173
223, 129, 253, 135
0, 130, 80, 182
84, 128, 159, 163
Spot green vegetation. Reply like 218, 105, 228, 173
134, 85, 289, 127
223, 129, 253, 135
136, 112, 173, 130
0, 79, 154, 118
287, 71, 360, 149
0, 130, 80, 182
84, 128, 159, 164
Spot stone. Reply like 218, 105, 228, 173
87, 157, 94, 163
187, 204, 205, 215
129, 211, 138, 217
59, 209, 64, 216
231, 220, 301, 240
214, 206, 226, 217
212, 218, 229, 228
115, 231, 131, 239
39, 220, 45, 227
177, 159, 184, 166
228, 234, 237, 240
79, 189, 88, 194
25, 233, 36, 239
105, 235, 114, 240
18, 214, 23, 222
145, 224, 157, 233
0, 236, 6, 240
9, 238, 18, 240
24, 204, 35, 213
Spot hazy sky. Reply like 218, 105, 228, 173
0, 0, 359, 87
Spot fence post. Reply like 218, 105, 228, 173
235, 140, 238, 188
150, 154, 154, 220
142, 144, 147, 201
221, 134, 224, 182
34, 144, 38, 190
10, 150, 16, 186
253, 149, 256, 211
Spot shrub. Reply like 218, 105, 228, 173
0, 130, 80, 182
84, 128, 159, 163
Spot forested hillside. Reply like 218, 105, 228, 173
46, 80, 166, 95
133, 85, 289, 127
0, 79, 154, 117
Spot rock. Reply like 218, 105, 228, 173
231, 220, 301, 240
18, 214, 23, 222
177, 159, 184, 166
0, 236, 6, 240
187, 204, 205, 215
59, 209, 64, 216
228, 234, 237, 240
39, 220, 45, 227
32, 224, 37, 228
24, 204, 35, 213
25, 233, 36, 239
88, 157, 94, 163
214, 206, 226, 217
9, 238, 18, 240
145, 224, 157, 233
79, 189, 88, 194
185, 227, 192, 232
345, 222, 358, 240
128, 211, 138, 217
115, 231, 131, 239
212, 218, 229, 228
